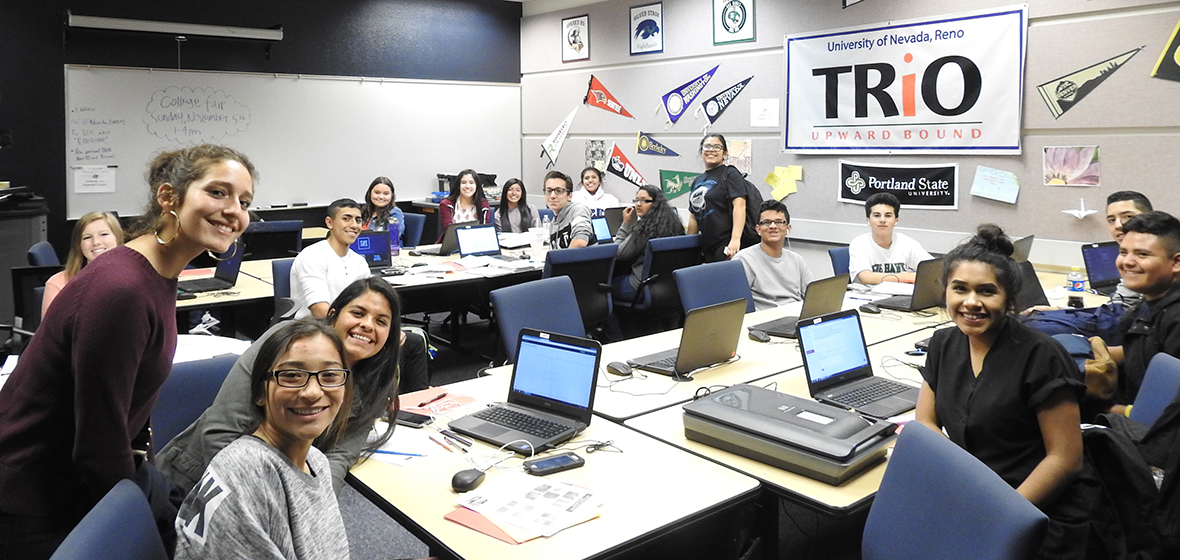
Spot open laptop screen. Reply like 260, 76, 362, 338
349, 231, 391, 267
1082, 242, 1120, 287
213, 240, 246, 283
798, 312, 870, 385
455, 224, 501, 257
591, 216, 612, 243
512, 332, 598, 409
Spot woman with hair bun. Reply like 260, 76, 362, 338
915, 223, 1092, 558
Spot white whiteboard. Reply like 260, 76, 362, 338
65, 65, 522, 219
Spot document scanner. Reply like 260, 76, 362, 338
683, 384, 896, 485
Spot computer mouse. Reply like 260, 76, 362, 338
747, 329, 771, 343
605, 361, 632, 377
451, 468, 485, 493
408, 250, 423, 257
859, 302, 881, 314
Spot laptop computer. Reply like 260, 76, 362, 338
603, 207, 624, 237
797, 309, 919, 419
413, 220, 476, 256
178, 242, 246, 293
1082, 241, 1121, 296
455, 223, 522, 261
591, 216, 613, 244
349, 231, 392, 272
874, 257, 945, 312
1016, 260, 1051, 310
749, 274, 850, 338
448, 329, 601, 455
1012, 234, 1034, 263
627, 298, 747, 380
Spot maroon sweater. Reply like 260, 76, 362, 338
0, 246, 177, 518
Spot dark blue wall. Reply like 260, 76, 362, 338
0, 0, 521, 249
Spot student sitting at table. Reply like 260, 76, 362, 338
734, 199, 814, 311
543, 170, 594, 249
495, 178, 540, 233
917, 224, 1092, 559
360, 176, 405, 236
42, 211, 124, 316
612, 184, 684, 302
159, 277, 409, 495
572, 166, 620, 209
848, 192, 933, 285
173, 319, 352, 560
291, 198, 367, 320
437, 169, 491, 241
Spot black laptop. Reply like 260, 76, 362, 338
414, 221, 476, 256
349, 231, 392, 272
1016, 260, 1051, 310
749, 275, 850, 338
627, 298, 747, 380
178, 242, 246, 293
874, 257, 945, 312
602, 207, 624, 237
1082, 241, 1121, 296
797, 309, 919, 419
591, 216, 613, 244
448, 329, 601, 455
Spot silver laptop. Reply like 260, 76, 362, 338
178, 242, 246, 293
749, 274, 850, 338
448, 329, 601, 455
413, 221, 476, 256
455, 223, 520, 261
797, 309, 919, 419
874, 257, 945, 312
627, 298, 747, 380
1012, 234, 1034, 263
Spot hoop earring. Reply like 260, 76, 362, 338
155, 210, 180, 245
206, 239, 240, 262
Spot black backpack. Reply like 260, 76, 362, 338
733, 166, 763, 249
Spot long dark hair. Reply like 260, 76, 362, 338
497, 178, 534, 230
323, 276, 403, 454
942, 224, 1023, 314
446, 169, 488, 219
632, 185, 684, 239
361, 176, 395, 228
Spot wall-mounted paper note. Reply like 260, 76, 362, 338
766, 166, 802, 200
969, 166, 1019, 204
750, 98, 779, 127
74, 166, 117, 194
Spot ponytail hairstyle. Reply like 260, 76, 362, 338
129, 144, 257, 239
941, 224, 1023, 314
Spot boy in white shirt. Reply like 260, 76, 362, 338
848, 192, 932, 285
291, 198, 369, 319
734, 199, 813, 311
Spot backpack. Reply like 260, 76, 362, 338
1021, 302, 1126, 345
733, 166, 763, 249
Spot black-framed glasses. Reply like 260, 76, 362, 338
632, 198, 653, 205
701, 144, 725, 153
271, 368, 350, 388
543, 187, 569, 195
757, 219, 788, 227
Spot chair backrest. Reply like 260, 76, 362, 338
151, 354, 239, 450
542, 244, 618, 332
829, 246, 850, 277
12, 265, 63, 333
862, 424, 1048, 560
1131, 353, 1180, 427
49, 479, 168, 560
27, 240, 60, 266
271, 258, 295, 300
241, 220, 304, 260
674, 260, 754, 314
401, 212, 426, 248
635, 234, 703, 313
490, 276, 585, 363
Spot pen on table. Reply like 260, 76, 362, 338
417, 392, 448, 408
428, 435, 455, 453
373, 450, 424, 457
439, 429, 472, 447
443, 436, 469, 453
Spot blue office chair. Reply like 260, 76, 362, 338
401, 213, 426, 248
674, 260, 754, 314
1130, 353, 1180, 428
270, 257, 297, 325
862, 423, 1048, 560
615, 234, 702, 314
151, 354, 238, 450
27, 241, 60, 266
829, 246, 850, 277
490, 276, 585, 364
242, 220, 304, 259
543, 244, 618, 335
49, 479, 168, 560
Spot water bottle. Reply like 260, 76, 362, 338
1066, 266, 1085, 292
542, 214, 553, 236
389, 216, 401, 257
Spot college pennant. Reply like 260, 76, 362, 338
659, 65, 719, 125
606, 143, 649, 187
635, 131, 679, 157
1036, 47, 1143, 119
696, 76, 753, 129
584, 76, 634, 118
540, 105, 579, 169
659, 170, 699, 200
1151, 19, 1180, 83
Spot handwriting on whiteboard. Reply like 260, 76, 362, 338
143, 86, 250, 144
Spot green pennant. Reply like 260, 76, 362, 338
659, 170, 700, 200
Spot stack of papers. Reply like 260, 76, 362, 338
870, 282, 914, 296
450, 472, 602, 542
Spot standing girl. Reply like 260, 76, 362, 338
686, 134, 756, 262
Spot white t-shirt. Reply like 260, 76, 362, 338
847, 231, 933, 282
734, 244, 814, 311
572, 187, 621, 209
290, 239, 369, 319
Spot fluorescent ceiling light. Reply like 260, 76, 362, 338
66, 12, 283, 41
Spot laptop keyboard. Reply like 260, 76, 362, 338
474, 407, 566, 439
830, 380, 910, 408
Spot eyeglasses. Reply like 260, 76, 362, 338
757, 219, 788, 227
632, 198, 653, 205
543, 188, 569, 195
271, 368, 350, 388
701, 144, 725, 153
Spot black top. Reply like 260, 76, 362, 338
921, 317, 1085, 488
1118, 280, 1180, 405
688, 165, 753, 256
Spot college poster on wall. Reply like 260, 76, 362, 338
785, 5, 1028, 154
562, 15, 590, 63
838, 161, 958, 210
713, 0, 755, 45
630, 3, 663, 55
